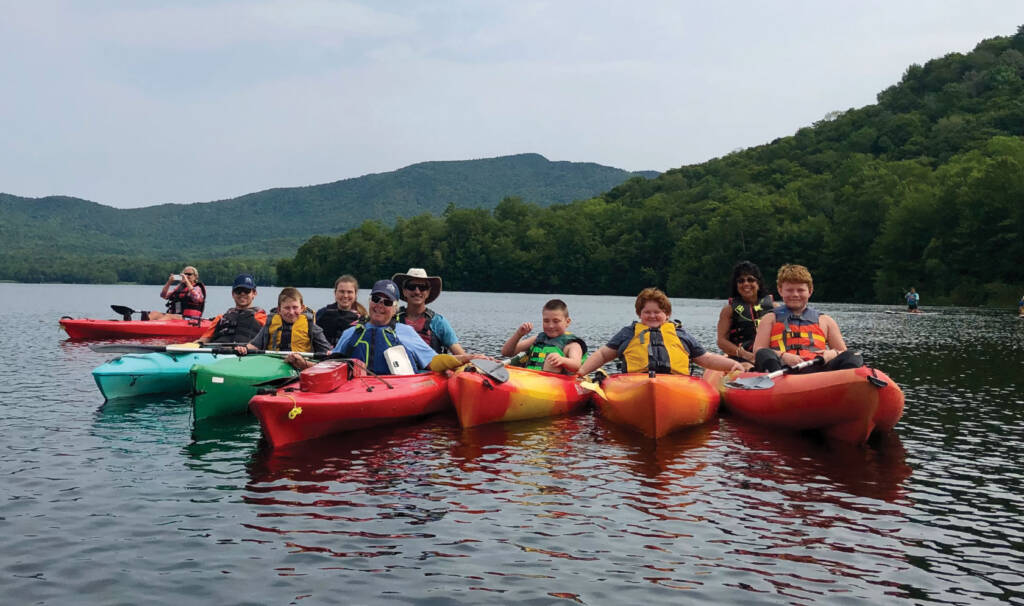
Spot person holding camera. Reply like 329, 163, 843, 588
147, 266, 206, 321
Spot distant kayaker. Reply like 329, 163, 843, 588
716, 260, 776, 368
289, 279, 484, 373
146, 266, 205, 321
752, 264, 863, 373
501, 298, 587, 375
391, 268, 466, 356
195, 273, 267, 345
315, 274, 367, 346
576, 287, 743, 377
905, 287, 920, 313
234, 287, 331, 368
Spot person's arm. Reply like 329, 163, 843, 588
693, 352, 744, 372
547, 341, 583, 373
309, 322, 332, 354
195, 314, 223, 344
430, 315, 465, 356
818, 314, 846, 363
576, 345, 616, 376
501, 322, 534, 357
716, 304, 751, 361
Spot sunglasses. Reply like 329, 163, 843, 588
183, 272, 196, 276
371, 294, 393, 305
736, 277, 758, 284
232, 287, 253, 295
404, 283, 430, 292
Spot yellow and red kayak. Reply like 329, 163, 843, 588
448, 365, 591, 428
704, 366, 904, 444
249, 359, 451, 448
591, 373, 720, 439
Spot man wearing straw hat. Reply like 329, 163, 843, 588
391, 267, 466, 356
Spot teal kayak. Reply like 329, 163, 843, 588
191, 355, 299, 420
93, 351, 227, 400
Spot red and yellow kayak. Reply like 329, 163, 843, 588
591, 373, 720, 439
448, 365, 591, 428
60, 317, 212, 340
249, 359, 451, 448
704, 367, 904, 444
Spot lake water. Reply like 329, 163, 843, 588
2, 283, 1022, 604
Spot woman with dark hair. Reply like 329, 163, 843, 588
716, 261, 775, 367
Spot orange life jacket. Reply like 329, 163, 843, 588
768, 306, 827, 360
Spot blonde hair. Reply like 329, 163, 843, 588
635, 287, 671, 316
776, 264, 813, 289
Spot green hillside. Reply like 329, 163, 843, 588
0, 154, 657, 283
280, 27, 1024, 306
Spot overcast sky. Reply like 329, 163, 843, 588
2, 2, 1021, 208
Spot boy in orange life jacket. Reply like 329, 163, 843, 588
752, 264, 863, 373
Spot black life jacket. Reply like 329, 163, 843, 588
726, 294, 774, 349
210, 307, 265, 344
396, 306, 446, 353
165, 281, 206, 317
316, 303, 362, 346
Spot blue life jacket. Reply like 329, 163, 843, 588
343, 320, 403, 375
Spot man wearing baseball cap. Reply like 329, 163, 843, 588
290, 279, 482, 374
195, 273, 267, 344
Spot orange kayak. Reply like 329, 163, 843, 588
591, 373, 720, 439
448, 365, 591, 428
249, 359, 451, 448
704, 366, 904, 444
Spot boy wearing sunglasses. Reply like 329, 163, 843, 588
195, 273, 267, 345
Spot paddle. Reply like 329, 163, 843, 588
725, 356, 824, 390
469, 352, 527, 383
89, 343, 318, 357
111, 304, 140, 320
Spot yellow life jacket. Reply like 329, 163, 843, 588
617, 321, 690, 375
267, 308, 314, 352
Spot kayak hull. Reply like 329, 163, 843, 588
92, 351, 225, 400
191, 355, 300, 420
61, 317, 212, 339
448, 366, 591, 428
593, 373, 720, 438
250, 361, 451, 448
705, 367, 905, 444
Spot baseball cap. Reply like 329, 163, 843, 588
232, 274, 256, 290
370, 279, 400, 303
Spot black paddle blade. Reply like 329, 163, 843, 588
471, 359, 510, 383
110, 305, 137, 320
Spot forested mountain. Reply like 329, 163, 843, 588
0, 154, 657, 284
281, 27, 1024, 306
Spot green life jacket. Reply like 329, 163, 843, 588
524, 332, 588, 370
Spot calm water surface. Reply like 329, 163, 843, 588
2, 284, 1022, 604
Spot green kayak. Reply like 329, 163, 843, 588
191, 355, 299, 420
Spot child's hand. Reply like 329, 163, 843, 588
547, 353, 565, 368
517, 322, 532, 336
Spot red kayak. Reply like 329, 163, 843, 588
249, 359, 451, 448
591, 373, 720, 439
704, 366, 904, 444
60, 317, 212, 340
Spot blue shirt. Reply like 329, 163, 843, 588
428, 313, 459, 348
332, 322, 437, 374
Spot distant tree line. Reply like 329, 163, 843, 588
278, 28, 1024, 306
2, 255, 279, 287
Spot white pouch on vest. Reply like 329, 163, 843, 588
383, 345, 415, 375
